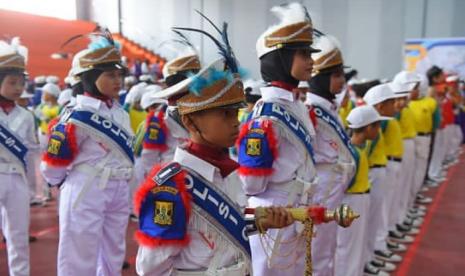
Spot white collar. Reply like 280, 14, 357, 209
305, 93, 337, 111
75, 95, 104, 111
173, 147, 218, 183
260, 86, 295, 102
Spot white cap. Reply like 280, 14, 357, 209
42, 83, 61, 98
57, 88, 73, 106
34, 75, 46, 84
140, 84, 166, 109
46, 75, 59, 84
389, 71, 421, 95
347, 105, 391, 129
418, 74, 429, 98
446, 75, 459, 83
244, 79, 265, 96
139, 74, 154, 83
363, 83, 397, 106
20, 90, 33, 99
124, 75, 136, 85
124, 82, 148, 104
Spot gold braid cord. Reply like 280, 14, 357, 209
304, 219, 314, 276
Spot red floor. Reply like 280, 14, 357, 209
1, 152, 464, 275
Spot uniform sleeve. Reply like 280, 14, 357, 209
236, 119, 279, 195
135, 245, 181, 276
141, 149, 162, 176
40, 122, 85, 185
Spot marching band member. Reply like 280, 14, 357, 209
237, 3, 320, 275
0, 37, 36, 276
305, 34, 357, 276
40, 33, 134, 275
134, 16, 295, 274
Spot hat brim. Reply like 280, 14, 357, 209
217, 101, 247, 110
152, 59, 224, 100
282, 43, 321, 53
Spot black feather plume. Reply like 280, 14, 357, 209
173, 10, 239, 73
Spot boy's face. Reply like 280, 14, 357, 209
184, 107, 240, 148
433, 73, 446, 85
376, 99, 396, 117
395, 97, 408, 111
410, 84, 420, 100
365, 121, 381, 140
43, 92, 58, 105
0, 74, 25, 101
16, 98, 29, 108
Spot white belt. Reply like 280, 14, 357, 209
267, 178, 315, 205
74, 163, 133, 181
174, 261, 248, 276
0, 162, 25, 175
71, 155, 133, 209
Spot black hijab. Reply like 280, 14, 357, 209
308, 65, 344, 102
260, 48, 299, 87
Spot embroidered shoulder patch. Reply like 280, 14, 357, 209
42, 123, 78, 166
236, 119, 278, 176
134, 163, 191, 248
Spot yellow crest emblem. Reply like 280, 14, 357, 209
246, 138, 261, 156
149, 128, 159, 140
154, 201, 173, 226
47, 138, 62, 155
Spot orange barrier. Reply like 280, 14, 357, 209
0, 9, 164, 84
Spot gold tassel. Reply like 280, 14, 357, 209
304, 219, 314, 276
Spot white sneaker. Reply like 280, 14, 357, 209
374, 249, 403, 263
371, 259, 397, 271
364, 263, 390, 276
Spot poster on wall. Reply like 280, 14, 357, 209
404, 37, 465, 78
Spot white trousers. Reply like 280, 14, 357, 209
248, 190, 305, 276
386, 160, 401, 231
428, 129, 446, 180
445, 124, 463, 160
365, 167, 387, 262
410, 135, 431, 207
0, 172, 30, 276
397, 139, 416, 224
335, 193, 370, 276
58, 171, 130, 276
311, 165, 351, 276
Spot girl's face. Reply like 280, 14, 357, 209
183, 107, 240, 148
95, 69, 124, 99
329, 68, 346, 95
290, 49, 314, 81
0, 74, 25, 101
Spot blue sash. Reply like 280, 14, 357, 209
68, 110, 134, 163
312, 105, 359, 165
184, 168, 251, 259
254, 102, 315, 163
0, 122, 28, 168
